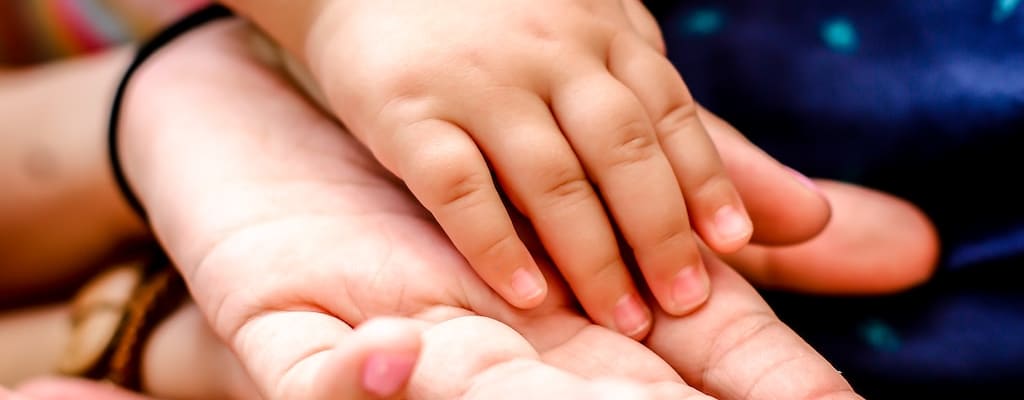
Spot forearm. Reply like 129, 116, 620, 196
0, 48, 148, 302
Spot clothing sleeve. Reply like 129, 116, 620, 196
0, 0, 210, 66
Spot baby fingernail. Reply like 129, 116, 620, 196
363, 353, 417, 397
671, 264, 710, 314
510, 268, 545, 304
714, 205, 752, 244
614, 293, 651, 338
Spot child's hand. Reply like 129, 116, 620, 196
298, 0, 752, 338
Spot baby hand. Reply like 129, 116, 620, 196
301, 0, 752, 338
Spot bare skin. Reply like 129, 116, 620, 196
0, 48, 149, 303
0, 302, 421, 400
116, 20, 887, 399
223, 0, 757, 333
1, 17, 938, 400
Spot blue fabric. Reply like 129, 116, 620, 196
649, 0, 1024, 393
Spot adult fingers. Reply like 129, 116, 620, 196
310, 318, 423, 400
721, 180, 939, 294
467, 372, 710, 400
411, 315, 708, 400
697, 108, 833, 245
147, 302, 423, 400
233, 312, 422, 400
646, 249, 863, 400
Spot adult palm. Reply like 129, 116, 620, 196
118, 21, 858, 400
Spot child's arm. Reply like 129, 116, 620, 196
220, 0, 753, 338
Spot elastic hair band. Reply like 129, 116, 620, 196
108, 4, 233, 219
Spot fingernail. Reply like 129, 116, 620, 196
786, 166, 822, 195
613, 293, 651, 338
714, 205, 752, 243
363, 353, 417, 397
510, 268, 545, 304
671, 264, 710, 314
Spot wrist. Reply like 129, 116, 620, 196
112, 11, 237, 233
90, 49, 151, 241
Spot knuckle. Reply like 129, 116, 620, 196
639, 224, 690, 254
377, 92, 433, 122
654, 99, 701, 141
382, 70, 424, 97
471, 232, 519, 262
521, 15, 559, 44
434, 169, 493, 209
690, 170, 734, 199
360, 62, 434, 107
374, 48, 490, 101
588, 256, 628, 284
605, 119, 659, 167
538, 172, 594, 209
368, 96, 441, 146
404, 143, 491, 208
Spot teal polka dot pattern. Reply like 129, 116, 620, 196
657, 0, 1024, 387
859, 319, 902, 352
993, 0, 1021, 22
682, 8, 725, 36
821, 18, 859, 53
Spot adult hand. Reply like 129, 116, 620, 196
116, 20, 853, 399
701, 110, 940, 295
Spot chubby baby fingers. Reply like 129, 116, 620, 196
609, 34, 753, 254
551, 70, 711, 317
391, 119, 547, 309
461, 95, 653, 339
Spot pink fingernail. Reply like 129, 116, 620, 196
786, 166, 822, 195
714, 205, 752, 243
613, 293, 651, 338
362, 353, 417, 397
510, 267, 544, 304
671, 264, 710, 314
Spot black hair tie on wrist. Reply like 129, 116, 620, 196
108, 4, 233, 219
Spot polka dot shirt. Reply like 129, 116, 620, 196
648, 0, 1024, 394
